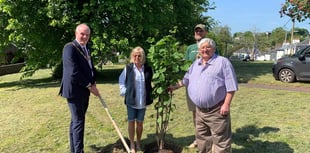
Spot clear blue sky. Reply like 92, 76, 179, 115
206, 0, 310, 34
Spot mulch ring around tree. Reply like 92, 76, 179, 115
97, 138, 183, 153
143, 141, 182, 153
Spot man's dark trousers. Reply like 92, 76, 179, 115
67, 96, 89, 153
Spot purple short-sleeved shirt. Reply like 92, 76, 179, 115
182, 54, 238, 108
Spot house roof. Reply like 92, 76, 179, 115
299, 38, 310, 45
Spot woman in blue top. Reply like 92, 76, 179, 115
119, 46, 153, 153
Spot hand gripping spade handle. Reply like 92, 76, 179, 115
98, 95, 131, 152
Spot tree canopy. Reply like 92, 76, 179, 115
280, 0, 310, 22
0, 0, 213, 75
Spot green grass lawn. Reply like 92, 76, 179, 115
1, 62, 310, 153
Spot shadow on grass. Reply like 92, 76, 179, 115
232, 61, 274, 83
232, 125, 293, 153
0, 68, 123, 90
89, 134, 195, 153
96, 68, 123, 84
89, 138, 131, 153
89, 125, 293, 153
0, 77, 60, 90
88, 133, 187, 153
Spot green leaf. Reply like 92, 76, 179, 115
157, 116, 162, 123
156, 87, 164, 94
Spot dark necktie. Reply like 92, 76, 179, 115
82, 47, 93, 75
82, 47, 88, 56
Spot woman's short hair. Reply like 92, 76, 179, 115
198, 38, 216, 49
130, 46, 145, 64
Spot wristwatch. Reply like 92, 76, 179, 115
86, 83, 92, 90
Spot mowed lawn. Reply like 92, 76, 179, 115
0, 61, 310, 153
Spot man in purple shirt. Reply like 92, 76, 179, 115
170, 38, 238, 153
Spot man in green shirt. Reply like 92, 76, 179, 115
185, 24, 207, 61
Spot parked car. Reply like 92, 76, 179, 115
272, 45, 310, 83
242, 54, 251, 62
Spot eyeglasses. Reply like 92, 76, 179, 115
200, 45, 212, 50
134, 55, 141, 57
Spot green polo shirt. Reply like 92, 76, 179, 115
185, 43, 220, 61
185, 44, 198, 61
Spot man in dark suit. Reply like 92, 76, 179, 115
59, 23, 100, 153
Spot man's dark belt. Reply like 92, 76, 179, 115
197, 101, 224, 112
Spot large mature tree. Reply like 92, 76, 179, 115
269, 27, 287, 47
280, 0, 310, 22
0, 0, 213, 76
293, 27, 310, 41
209, 26, 232, 57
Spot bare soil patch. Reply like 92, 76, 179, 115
98, 138, 182, 153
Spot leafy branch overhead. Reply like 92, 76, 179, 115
0, 0, 211, 77
280, 0, 310, 22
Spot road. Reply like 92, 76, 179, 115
240, 83, 310, 93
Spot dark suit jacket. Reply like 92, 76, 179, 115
59, 40, 96, 99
